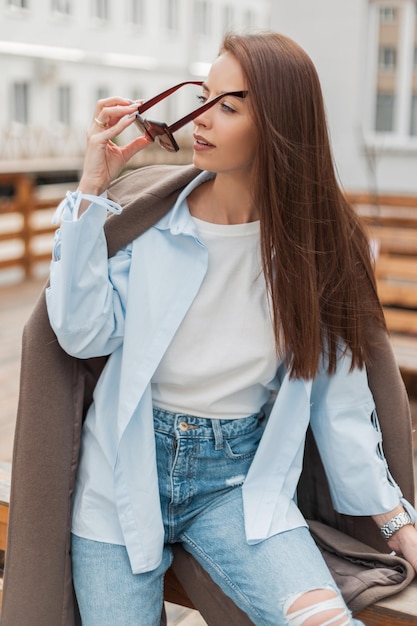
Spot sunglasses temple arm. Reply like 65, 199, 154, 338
167, 91, 248, 133
167, 97, 221, 134
138, 81, 203, 114
167, 91, 248, 134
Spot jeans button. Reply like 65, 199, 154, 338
179, 421, 188, 431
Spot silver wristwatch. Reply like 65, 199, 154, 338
380, 511, 413, 540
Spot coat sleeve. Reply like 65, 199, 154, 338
46, 199, 131, 359
365, 322, 415, 505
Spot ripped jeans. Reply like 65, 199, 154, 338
71, 408, 363, 625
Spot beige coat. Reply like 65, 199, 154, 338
2, 164, 415, 625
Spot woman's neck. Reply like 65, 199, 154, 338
188, 174, 258, 225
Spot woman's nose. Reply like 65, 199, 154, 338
193, 108, 211, 128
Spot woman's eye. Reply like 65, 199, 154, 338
195, 95, 236, 113
220, 102, 235, 113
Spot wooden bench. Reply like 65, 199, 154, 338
0, 462, 416, 623
355, 580, 417, 625
347, 194, 417, 379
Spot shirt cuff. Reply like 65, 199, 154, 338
50, 190, 123, 261
52, 190, 122, 224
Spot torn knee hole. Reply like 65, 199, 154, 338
285, 588, 352, 626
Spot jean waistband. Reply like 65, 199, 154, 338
153, 406, 262, 450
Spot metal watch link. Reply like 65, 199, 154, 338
380, 511, 413, 540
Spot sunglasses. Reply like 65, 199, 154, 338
135, 81, 248, 152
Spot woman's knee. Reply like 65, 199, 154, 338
284, 588, 353, 626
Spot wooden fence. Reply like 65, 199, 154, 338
0, 144, 195, 281
0, 172, 77, 281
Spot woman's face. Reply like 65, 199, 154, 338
192, 52, 258, 177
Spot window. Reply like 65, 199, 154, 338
366, 1, 417, 139
7, 0, 29, 8
222, 5, 234, 33
194, 1, 211, 37
92, 0, 108, 20
375, 92, 395, 131
379, 46, 396, 71
163, 0, 179, 31
51, 0, 71, 14
131, 0, 145, 26
411, 94, 417, 135
12, 82, 30, 124
243, 9, 255, 30
57, 85, 71, 125
379, 6, 397, 21
96, 86, 110, 101
130, 86, 143, 102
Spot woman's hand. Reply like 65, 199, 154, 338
387, 524, 417, 573
78, 97, 151, 197
373, 506, 417, 573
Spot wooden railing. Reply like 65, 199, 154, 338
0, 173, 74, 281
0, 143, 193, 281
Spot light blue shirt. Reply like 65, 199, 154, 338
46, 171, 415, 574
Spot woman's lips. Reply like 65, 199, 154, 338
193, 135, 215, 150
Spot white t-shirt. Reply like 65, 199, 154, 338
151, 216, 280, 418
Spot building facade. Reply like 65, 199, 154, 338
1, 0, 417, 194
0, 0, 270, 168
271, 0, 417, 194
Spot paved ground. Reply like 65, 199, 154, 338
0, 277, 46, 461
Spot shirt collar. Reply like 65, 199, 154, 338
155, 170, 215, 236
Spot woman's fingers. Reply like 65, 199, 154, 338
119, 135, 153, 163
88, 107, 146, 149
90, 102, 139, 133
79, 98, 151, 195
94, 96, 137, 116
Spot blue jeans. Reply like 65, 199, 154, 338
72, 408, 363, 625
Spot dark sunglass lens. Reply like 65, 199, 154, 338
135, 115, 150, 137
155, 134, 177, 152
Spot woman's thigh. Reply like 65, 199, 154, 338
180, 489, 362, 626
71, 534, 172, 626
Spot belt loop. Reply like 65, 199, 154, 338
211, 419, 224, 450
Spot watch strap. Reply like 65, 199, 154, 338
380, 511, 413, 540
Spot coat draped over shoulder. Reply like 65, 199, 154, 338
2, 164, 415, 625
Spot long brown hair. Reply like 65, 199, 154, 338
221, 32, 385, 379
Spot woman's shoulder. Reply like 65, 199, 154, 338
108, 164, 201, 206
105, 164, 201, 257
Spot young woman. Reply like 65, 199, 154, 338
19, 32, 417, 625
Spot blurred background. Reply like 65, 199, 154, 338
1, 0, 417, 191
